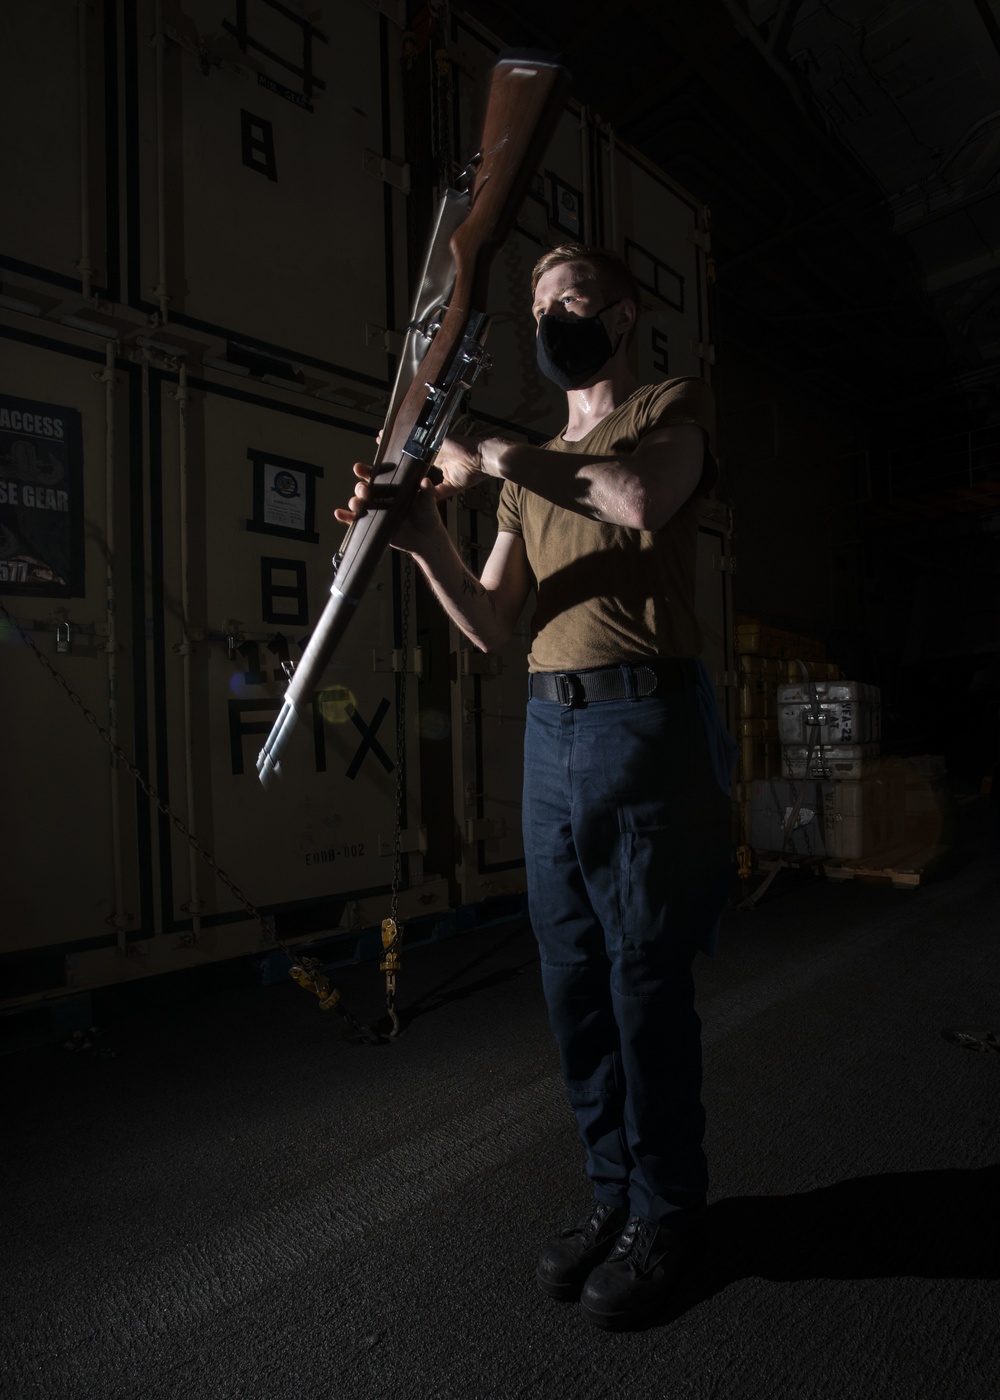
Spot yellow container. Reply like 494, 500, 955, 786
740, 732, 783, 781
736, 621, 826, 662
781, 660, 841, 683
738, 656, 784, 721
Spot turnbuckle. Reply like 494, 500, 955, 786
289, 958, 342, 1013
380, 918, 403, 1038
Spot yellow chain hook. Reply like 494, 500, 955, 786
290, 959, 343, 1013
381, 918, 402, 1037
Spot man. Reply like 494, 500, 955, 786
337, 244, 735, 1330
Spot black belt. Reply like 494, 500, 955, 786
527, 657, 691, 706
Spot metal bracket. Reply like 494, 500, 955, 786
372, 645, 423, 677
365, 323, 405, 356
363, 149, 411, 194
10, 616, 110, 640
377, 826, 428, 857
464, 817, 506, 843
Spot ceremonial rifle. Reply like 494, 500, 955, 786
257, 52, 568, 787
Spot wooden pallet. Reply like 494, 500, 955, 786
756, 844, 943, 889
822, 847, 927, 888
756, 854, 825, 878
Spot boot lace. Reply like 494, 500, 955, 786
608, 1214, 655, 1267
566, 1202, 619, 1242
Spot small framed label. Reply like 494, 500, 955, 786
246, 448, 322, 543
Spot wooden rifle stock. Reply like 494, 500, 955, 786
258, 53, 568, 786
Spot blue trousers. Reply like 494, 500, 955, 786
522, 659, 733, 1226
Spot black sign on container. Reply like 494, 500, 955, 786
0, 393, 85, 597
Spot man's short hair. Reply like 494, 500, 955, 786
530, 243, 642, 310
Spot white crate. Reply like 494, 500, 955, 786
777, 680, 881, 745
782, 743, 880, 781
749, 779, 832, 856
825, 769, 906, 860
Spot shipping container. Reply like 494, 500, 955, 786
2, 2, 729, 1005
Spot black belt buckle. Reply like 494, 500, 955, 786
634, 664, 657, 698
555, 671, 582, 707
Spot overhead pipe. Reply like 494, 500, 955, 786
579, 105, 591, 245
98, 341, 127, 953
153, 0, 169, 322
765, 0, 805, 57
174, 362, 202, 940
717, 0, 809, 118
77, 0, 93, 301
972, 0, 1000, 63
603, 121, 618, 253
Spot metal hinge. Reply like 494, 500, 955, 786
691, 339, 716, 365
711, 554, 736, 574
365, 323, 405, 356
714, 670, 740, 689
363, 149, 411, 194
372, 645, 423, 677
689, 225, 711, 253
464, 817, 506, 843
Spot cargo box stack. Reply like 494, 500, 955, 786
733, 617, 837, 856
773, 677, 900, 860
777, 678, 881, 779
737, 657, 785, 783
734, 620, 836, 784
734, 626, 946, 877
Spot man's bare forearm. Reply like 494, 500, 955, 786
467, 426, 705, 532
410, 530, 509, 653
487, 439, 640, 525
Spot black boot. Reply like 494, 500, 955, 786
536, 1202, 629, 1301
579, 1214, 702, 1329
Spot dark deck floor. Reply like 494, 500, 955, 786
3, 799, 999, 1400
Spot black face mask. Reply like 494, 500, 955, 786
535, 300, 622, 390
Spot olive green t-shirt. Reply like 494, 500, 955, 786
494, 377, 716, 672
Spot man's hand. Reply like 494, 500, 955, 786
334, 463, 444, 555
430, 432, 497, 497
332, 455, 532, 654
332, 428, 512, 553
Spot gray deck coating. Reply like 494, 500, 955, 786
2, 799, 998, 1399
